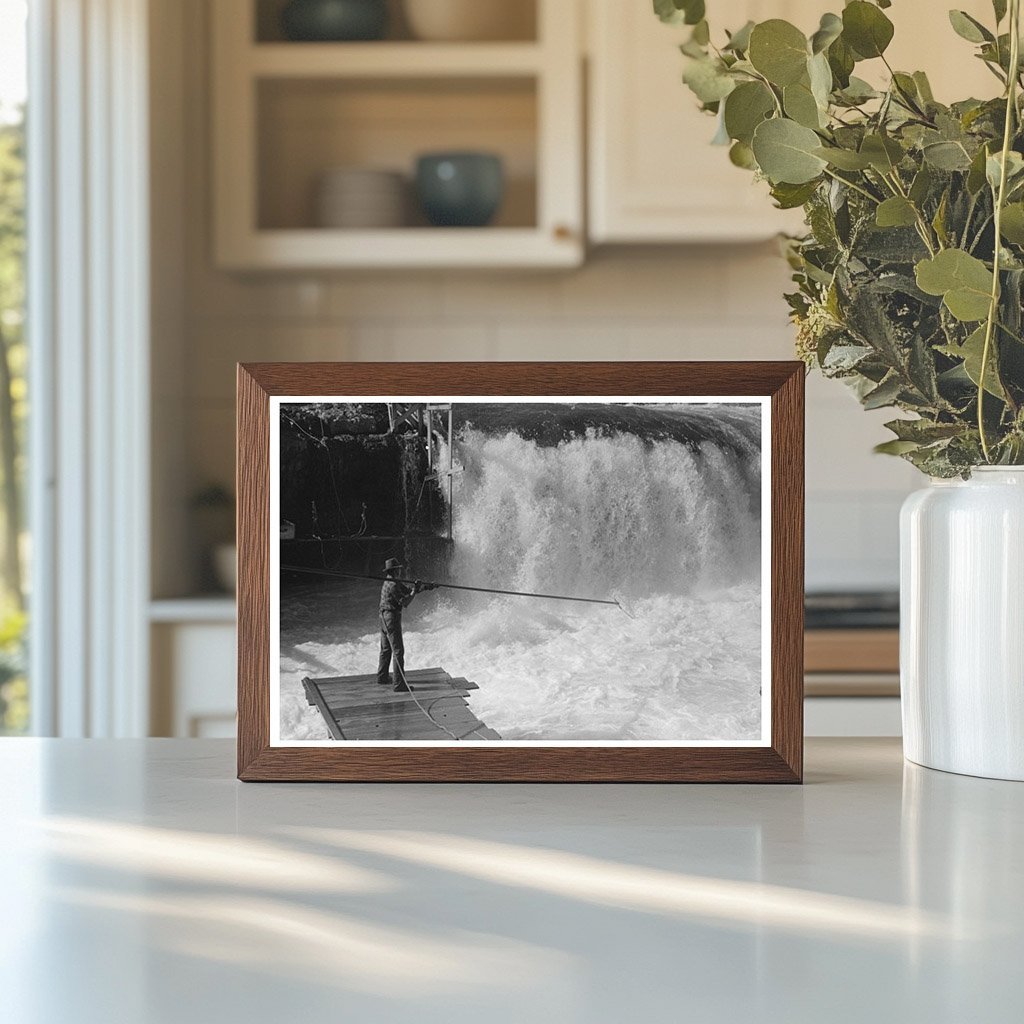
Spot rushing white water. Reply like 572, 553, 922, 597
279, 405, 764, 742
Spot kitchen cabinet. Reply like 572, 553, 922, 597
587, 0, 998, 244
211, 0, 583, 269
150, 600, 237, 737
587, 0, 812, 243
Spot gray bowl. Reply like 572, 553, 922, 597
415, 152, 505, 228
280, 0, 388, 42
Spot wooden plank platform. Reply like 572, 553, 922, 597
302, 666, 500, 742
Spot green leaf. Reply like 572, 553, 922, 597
807, 51, 833, 108
723, 81, 775, 144
729, 140, 757, 169
682, 57, 736, 104
842, 1, 895, 59
913, 71, 935, 104
993, 0, 1008, 24
1000, 203, 1024, 244
837, 76, 879, 104
874, 439, 922, 455
986, 150, 1024, 191
827, 36, 856, 88
748, 20, 809, 86
810, 12, 843, 54
891, 72, 922, 109
923, 140, 973, 171
862, 374, 903, 409
784, 80, 824, 129
909, 164, 933, 205
884, 418, 963, 443
653, 0, 705, 26
915, 249, 994, 321
939, 325, 1006, 397
751, 118, 828, 184
932, 190, 950, 246
683, 1, 706, 27
814, 146, 872, 170
948, 10, 994, 44
771, 180, 820, 209
967, 144, 991, 194
680, 37, 708, 58
724, 20, 755, 53
876, 197, 918, 228
860, 133, 904, 173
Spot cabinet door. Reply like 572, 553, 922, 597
587, 0, 810, 243
588, 0, 996, 244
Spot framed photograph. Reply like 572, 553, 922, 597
237, 362, 804, 782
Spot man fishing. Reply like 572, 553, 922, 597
377, 557, 438, 692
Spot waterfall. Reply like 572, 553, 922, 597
446, 406, 762, 600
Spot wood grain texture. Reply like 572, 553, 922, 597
236, 361, 805, 783
804, 629, 899, 674
237, 365, 271, 776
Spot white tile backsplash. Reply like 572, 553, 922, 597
181, 252, 917, 592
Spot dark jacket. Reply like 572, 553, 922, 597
379, 578, 415, 617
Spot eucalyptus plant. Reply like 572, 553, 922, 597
657, 0, 1024, 475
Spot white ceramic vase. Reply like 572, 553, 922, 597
900, 467, 1024, 780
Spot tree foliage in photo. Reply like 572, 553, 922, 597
658, 0, 1024, 475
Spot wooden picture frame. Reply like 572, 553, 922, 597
237, 362, 804, 782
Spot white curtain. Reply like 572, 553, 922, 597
28, 0, 150, 736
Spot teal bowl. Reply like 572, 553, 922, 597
281, 0, 388, 42
415, 152, 505, 228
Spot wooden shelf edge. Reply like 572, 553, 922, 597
150, 597, 237, 624
216, 227, 583, 270
249, 41, 544, 79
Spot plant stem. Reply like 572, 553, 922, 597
884, 171, 939, 254
997, 318, 1024, 345
822, 167, 880, 204
979, 0, 1021, 462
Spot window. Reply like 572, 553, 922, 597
0, 0, 28, 734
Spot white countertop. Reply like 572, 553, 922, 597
1, 738, 1021, 1023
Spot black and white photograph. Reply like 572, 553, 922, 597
270, 397, 770, 746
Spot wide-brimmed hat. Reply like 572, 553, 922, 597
383, 558, 404, 572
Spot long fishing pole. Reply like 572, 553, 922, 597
280, 563, 625, 611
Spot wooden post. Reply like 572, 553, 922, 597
447, 405, 454, 541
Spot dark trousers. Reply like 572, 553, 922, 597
376, 612, 405, 686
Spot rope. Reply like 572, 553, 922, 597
282, 412, 327, 449
318, 407, 350, 534
380, 611, 468, 741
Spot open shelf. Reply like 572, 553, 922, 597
212, 0, 582, 268
257, 76, 538, 232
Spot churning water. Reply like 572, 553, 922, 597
279, 403, 765, 742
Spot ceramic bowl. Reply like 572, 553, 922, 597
403, 0, 534, 42
281, 0, 388, 42
415, 152, 504, 227
316, 168, 407, 228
